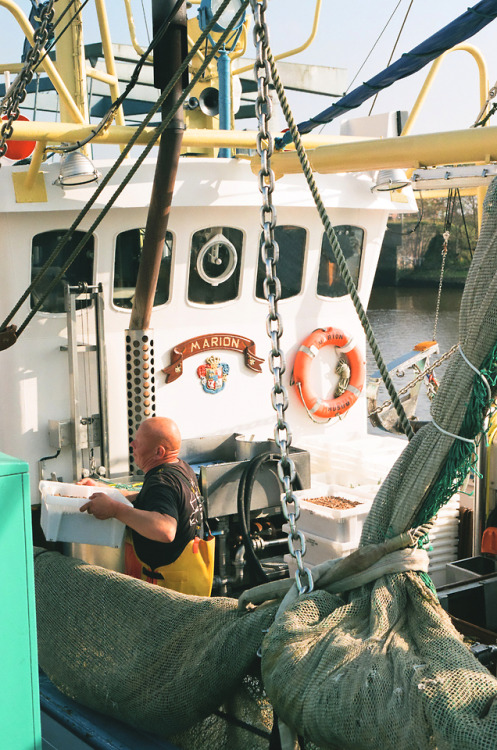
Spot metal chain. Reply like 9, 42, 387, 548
432, 230, 450, 340
0, 0, 55, 158
368, 343, 458, 417
251, 0, 312, 596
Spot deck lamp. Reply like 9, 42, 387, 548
55, 150, 100, 188
198, 0, 246, 158
198, 0, 245, 34
372, 168, 411, 192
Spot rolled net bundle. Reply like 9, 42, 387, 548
34, 547, 277, 745
261, 178, 497, 749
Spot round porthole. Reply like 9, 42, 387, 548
196, 233, 238, 287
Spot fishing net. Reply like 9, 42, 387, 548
34, 178, 497, 749
34, 547, 277, 746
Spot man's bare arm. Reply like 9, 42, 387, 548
79, 492, 177, 542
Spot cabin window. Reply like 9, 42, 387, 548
317, 225, 364, 298
255, 225, 306, 300
31, 230, 95, 313
188, 227, 243, 304
113, 228, 173, 309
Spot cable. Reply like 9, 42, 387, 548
385, 192, 424, 236
457, 188, 474, 259
34, 0, 92, 72
346, 0, 404, 94
369, 0, 414, 115
237, 452, 302, 585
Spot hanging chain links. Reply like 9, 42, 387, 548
0, 0, 55, 158
368, 343, 458, 417
432, 230, 450, 341
251, 0, 313, 596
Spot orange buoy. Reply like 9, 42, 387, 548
1, 114, 36, 161
292, 327, 365, 419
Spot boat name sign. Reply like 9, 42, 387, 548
162, 333, 264, 383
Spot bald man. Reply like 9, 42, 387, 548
79, 417, 214, 596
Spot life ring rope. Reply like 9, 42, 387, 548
292, 327, 365, 421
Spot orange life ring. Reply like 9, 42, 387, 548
292, 327, 365, 419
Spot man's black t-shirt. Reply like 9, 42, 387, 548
131, 459, 202, 570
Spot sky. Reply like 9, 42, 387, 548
2, 0, 497, 139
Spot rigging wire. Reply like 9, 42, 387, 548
457, 189, 474, 258
141, 0, 151, 45
19, 0, 186, 161
345, 0, 404, 95
368, 0, 414, 115
34, 0, 93, 72
385, 192, 424, 236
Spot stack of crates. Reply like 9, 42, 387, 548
284, 484, 374, 575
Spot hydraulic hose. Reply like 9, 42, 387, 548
236, 451, 302, 584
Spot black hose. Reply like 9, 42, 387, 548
237, 451, 302, 584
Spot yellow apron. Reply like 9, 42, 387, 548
125, 533, 215, 596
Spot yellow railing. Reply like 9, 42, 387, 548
233, 0, 322, 76
400, 43, 490, 227
0, 0, 84, 123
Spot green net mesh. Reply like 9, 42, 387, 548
34, 179, 497, 748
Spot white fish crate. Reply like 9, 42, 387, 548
39, 480, 131, 547
285, 484, 373, 546
285, 553, 315, 578
300, 434, 406, 487
282, 527, 358, 565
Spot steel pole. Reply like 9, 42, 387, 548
129, 0, 187, 331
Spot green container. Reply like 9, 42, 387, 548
0, 452, 41, 749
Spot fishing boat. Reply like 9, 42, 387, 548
3, 1, 497, 748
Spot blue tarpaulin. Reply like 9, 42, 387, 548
277, 0, 497, 148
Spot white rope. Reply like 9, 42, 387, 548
275, 547, 429, 621
458, 344, 492, 403
429, 344, 492, 443
430, 418, 475, 444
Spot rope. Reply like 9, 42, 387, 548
431, 417, 475, 444
457, 188, 474, 258
458, 344, 492, 401
259, 31, 415, 440
0, 0, 249, 338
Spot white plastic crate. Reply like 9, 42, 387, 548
284, 553, 315, 578
299, 434, 406, 487
39, 480, 131, 547
288, 484, 372, 545
283, 526, 358, 565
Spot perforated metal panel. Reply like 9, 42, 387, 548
125, 329, 156, 474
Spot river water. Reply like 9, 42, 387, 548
366, 285, 463, 422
